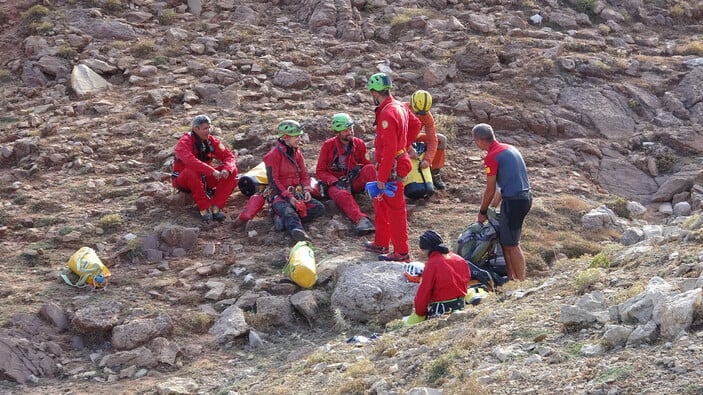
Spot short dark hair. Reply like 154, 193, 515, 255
471, 123, 495, 142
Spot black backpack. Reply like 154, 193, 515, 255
456, 214, 508, 288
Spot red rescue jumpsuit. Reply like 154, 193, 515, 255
263, 140, 324, 232
372, 94, 422, 254
414, 251, 470, 316
315, 136, 375, 224
172, 131, 238, 211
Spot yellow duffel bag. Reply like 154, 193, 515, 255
238, 162, 268, 197
283, 241, 317, 289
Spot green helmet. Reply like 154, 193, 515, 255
367, 72, 392, 92
277, 120, 304, 137
331, 113, 353, 132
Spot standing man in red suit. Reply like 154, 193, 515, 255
316, 113, 376, 236
363, 72, 422, 262
172, 114, 238, 221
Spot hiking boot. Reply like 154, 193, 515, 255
291, 228, 312, 242
379, 252, 410, 262
364, 241, 389, 254
211, 206, 225, 221
354, 217, 375, 236
199, 208, 213, 221
274, 214, 284, 231
431, 169, 446, 190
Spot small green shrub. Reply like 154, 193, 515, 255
670, 4, 685, 18
25, 5, 49, 21
0, 69, 13, 83
656, 152, 675, 173
99, 213, 123, 229
628, 98, 639, 109
131, 40, 156, 57
153, 55, 169, 65
158, 8, 177, 25
56, 45, 77, 59
426, 353, 457, 385
682, 41, 703, 56
589, 252, 611, 268
572, 268, 604, 294
607, 196, 630, 219
575, 0, 596, 14
33, 21, 54, 34
103, 0, 125, 11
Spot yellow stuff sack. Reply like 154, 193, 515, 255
237, 161, 269, 197
403, 147, 434, 200
61, 247, 111, 289
283, 241, 317, 289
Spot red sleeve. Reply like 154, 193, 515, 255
315, 139, 338, 185
376, 114, 399, 183
297, 150, 312, 190
210, 136, 238, 176
263, 148, 291, 199
174, 134, 215, 176
414, 259, 436, 316
353, 138, 371, 166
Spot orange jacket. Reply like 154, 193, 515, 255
405, 104, 438, 165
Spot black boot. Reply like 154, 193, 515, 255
431, 169, 446, 190
354, 217, 375, 236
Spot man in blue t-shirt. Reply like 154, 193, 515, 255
472, 123, 532, 281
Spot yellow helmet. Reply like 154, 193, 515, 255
411, 90, 433, 114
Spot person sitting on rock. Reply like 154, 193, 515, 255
315, 113, 376, 236
406, 90, 448, 190
172, 114, 238, 221
405, 230, 470, 325
263, 120, 325, 242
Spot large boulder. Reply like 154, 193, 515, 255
331, 262, 416, 324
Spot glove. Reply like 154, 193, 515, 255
365, 181, 382, 198
334, 177, 350, 190
383, 181, 398, 197
294, 199, 308, 217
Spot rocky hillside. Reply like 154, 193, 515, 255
1, 0, 703, 394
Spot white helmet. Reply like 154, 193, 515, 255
403, 261, 425, 283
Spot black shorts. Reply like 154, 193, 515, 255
499, 191, 532, 246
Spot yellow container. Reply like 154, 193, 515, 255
62, 247, 111, 288
283, 241, 317, 289
238, 162, 269, 196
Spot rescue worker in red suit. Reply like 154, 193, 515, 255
405, 230, 470, 324
315, 113, 376, 236
363, 72, 422, 262
263, 120, 325, 242
405, 90, 448, 190
172, 115, 238, 221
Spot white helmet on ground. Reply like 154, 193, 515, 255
403, 261, 425, 283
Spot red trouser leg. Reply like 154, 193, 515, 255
174, 168, 211, 211
207, 167, 238, 210
373, 183, 409, 254
329, 186, 365, 224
